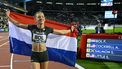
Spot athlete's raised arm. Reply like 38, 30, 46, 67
53, 26, 75, 35
6, 10, 28, 29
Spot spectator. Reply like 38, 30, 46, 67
95, 23, 105, 34
71, 21, 82, 36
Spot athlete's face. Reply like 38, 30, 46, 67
35, 12, 45, 24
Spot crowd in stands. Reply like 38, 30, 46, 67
0, 7, 8, 32
0, 1, 122, 34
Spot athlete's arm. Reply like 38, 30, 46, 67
53, 26, 75, 35
6, 11, 28, 29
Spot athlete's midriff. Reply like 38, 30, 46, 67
32, 42, 47, 52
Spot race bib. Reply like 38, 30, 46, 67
32, 33, 46, 43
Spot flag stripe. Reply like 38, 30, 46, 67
9, 22, 32, 44
48, 47, 76, 66
47, 34, 77, 52
9, 37, 32, 56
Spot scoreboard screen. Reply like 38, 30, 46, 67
101, 0, 113, 6
104, 11, 117, 19
86, 38, 122, 61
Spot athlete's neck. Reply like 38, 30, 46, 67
37, 23, 45, 29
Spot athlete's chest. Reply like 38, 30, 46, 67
31, 29, 47, 43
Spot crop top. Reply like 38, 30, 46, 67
28, 25, 53, 43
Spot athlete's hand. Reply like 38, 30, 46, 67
6, 10, 10, 17
70, 25, 75, 32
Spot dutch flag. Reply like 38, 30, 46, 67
9, 12, 78, 67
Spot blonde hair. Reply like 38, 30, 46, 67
34, 11, 44, 17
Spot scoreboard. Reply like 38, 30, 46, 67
86, 38, 122, 61
80, 34, 122, 62
101, 0, 113, 6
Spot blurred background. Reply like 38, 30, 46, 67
0, 0, 122, 33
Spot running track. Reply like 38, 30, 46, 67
0, 32, 76, 69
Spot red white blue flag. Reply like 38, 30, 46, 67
9, 12, 78, 67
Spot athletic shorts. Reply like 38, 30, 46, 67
31, 51, 49, 63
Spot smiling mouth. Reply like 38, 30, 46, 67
38, 20, 43, 24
